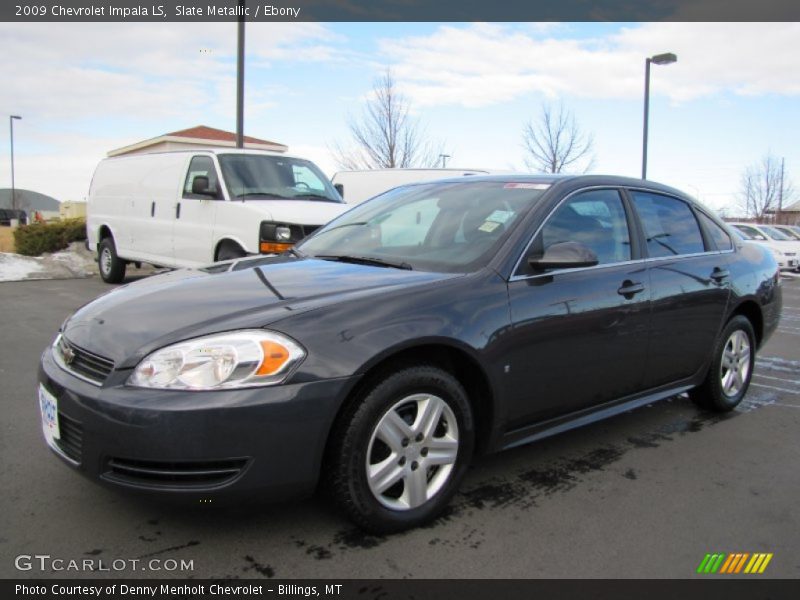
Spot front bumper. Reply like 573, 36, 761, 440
38, 347, 356, 502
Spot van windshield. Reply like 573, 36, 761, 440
218, 155, 343, 203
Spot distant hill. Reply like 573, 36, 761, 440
0, 189, 60, 212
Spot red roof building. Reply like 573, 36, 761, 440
107, 125, 288, 157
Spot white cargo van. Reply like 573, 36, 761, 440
87, 149, 348, 283
331, 168, 509, 205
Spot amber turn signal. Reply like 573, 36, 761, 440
260, 242, 293, 254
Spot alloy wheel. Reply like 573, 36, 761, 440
720, 329, 751, 397
366, 393, 459, 511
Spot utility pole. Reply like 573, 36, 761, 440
777, 157, 785, 223
235, 0, 245, 148
9, 115, 22, 211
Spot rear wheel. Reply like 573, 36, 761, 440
328, 365, 474, 533
690, 315, 755, 412
98, 237, 126, 284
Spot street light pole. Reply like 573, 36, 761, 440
235, 0, 245, 148
641, 52, 677, 180
439, 154, 450, 168
9, 115, 22, 211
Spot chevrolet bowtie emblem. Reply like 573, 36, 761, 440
62, 344, 76, 365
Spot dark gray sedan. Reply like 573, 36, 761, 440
39, 175, 782, 532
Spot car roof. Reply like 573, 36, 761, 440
399, 173, 697, 199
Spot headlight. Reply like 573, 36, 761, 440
259, 221, 296, 254
128, 330, 305, 390
768, 247, 784, 258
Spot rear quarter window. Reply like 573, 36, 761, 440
697, 211, 733, 251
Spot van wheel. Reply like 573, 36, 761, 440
216, 241, 246, 262
98, 237, 126, 284
328, 365, 474, 534
690, 315, 755, 412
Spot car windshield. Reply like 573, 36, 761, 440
781, 227, 800, 240
297, 180, 549, 273
759, 225, 791, 241
218, 154, 342, 202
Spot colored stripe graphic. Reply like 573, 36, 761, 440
698, 552, 773, 574
719, 554, 736, 574
734, 553, 749, 573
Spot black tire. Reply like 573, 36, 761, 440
328, 365, 474, 534
98, 237, 126, 284
216, 241, 247, 262
689, 315, 756, 412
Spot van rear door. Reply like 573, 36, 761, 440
172, 155, 221, 266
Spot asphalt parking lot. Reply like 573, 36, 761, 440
1, 275, 798, 579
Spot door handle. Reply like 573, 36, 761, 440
150, 201, 155, 217
617, 280, 645, 298
710, 267, 730, 282
175, 203, 181, 219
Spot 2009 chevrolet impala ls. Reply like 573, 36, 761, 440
39, 175, 781, 532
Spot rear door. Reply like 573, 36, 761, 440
628, 190, 732, 388
172, 155, 222, 266
504, 188, 651, 427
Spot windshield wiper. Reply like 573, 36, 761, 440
283, 247, 305, 258
315, 254, 413, 270
291, 193, 340, 202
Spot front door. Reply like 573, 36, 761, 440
172, 155, 222, 266
504, 188, 651, 429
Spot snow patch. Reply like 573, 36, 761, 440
0, 253, 46, 281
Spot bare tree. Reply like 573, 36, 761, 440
331, 70, 443, 170
522, 103, 595, 173
737, 153, 794, 219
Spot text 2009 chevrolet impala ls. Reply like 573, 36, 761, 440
39, 175, 781, 532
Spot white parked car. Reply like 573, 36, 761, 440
331, 168, 511, 205
87, 149, 348, 283
773, 224, 800, 241
729, 222, 799, 271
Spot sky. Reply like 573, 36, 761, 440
0, 21, 798, 214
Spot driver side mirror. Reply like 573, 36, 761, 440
191, 175, 215, 197
334, 183, 344, 198
528, 241, 599, 271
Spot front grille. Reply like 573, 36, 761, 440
104, 457, 248, 489
55, 412, 83, 463
57, 336, 114, 385
300, 224, 320, 238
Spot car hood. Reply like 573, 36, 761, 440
62, 258, 458, 367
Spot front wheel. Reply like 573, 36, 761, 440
690, 315, 756, 412
98, 237, 126, 284
216, 241, 247, 262
328, 366, 474, 533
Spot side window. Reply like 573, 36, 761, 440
183, 156, 222, 199
697, 211, 733, 251
521, 189, 631, 275
631, 192, 705, 257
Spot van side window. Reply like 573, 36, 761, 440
631, 192, 705, 257
183, 156, 222, 199
696, 211, 733, 251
